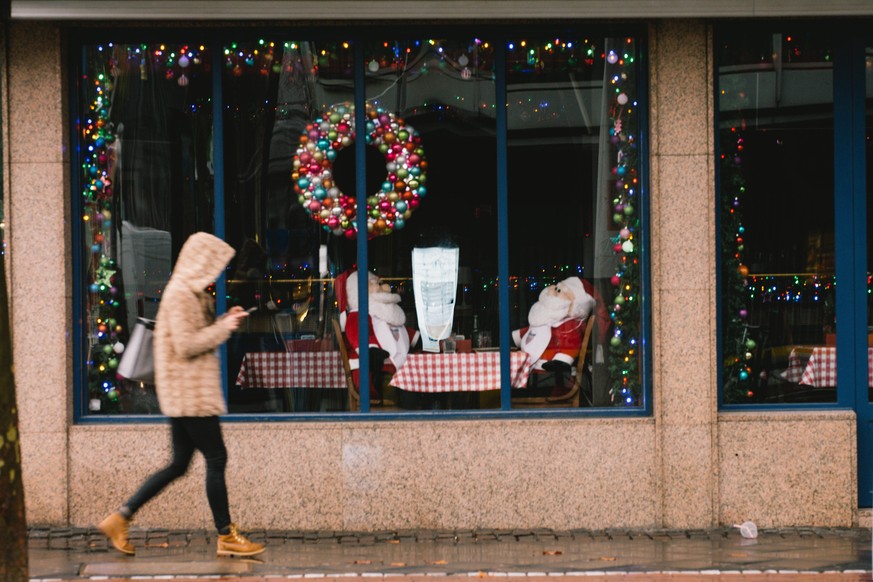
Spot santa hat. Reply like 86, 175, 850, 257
560, 276, 596, 319
343, 270, 379, 311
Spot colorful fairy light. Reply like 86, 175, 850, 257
603, 38, 641, 407
82, 52, 121, 409
721, 119, 754, 402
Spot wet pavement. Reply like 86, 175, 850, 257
27, 527, 873, 581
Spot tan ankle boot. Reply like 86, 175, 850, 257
98, 512, 135, 555
216, 523, 265, 557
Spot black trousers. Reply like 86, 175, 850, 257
124, 416, 231, 532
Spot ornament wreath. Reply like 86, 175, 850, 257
293, 103, 427, 238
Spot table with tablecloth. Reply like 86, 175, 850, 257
390, 351, 531, 393
235, 351, 347, 389
781, 346, 815, 384
783, 346, 873, 388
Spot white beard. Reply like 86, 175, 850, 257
368, 291, 406, 327
528, 293, 571, 327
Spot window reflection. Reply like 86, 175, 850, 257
81, 43, 213, 415
223, 40, 354, 413
719, 31, 836, 404
508, 36, 642, 408
365, 38, 498, 411
79, 32, 646, 416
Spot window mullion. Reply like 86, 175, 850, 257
495, 36, 511, 410
354, 38, 371, 413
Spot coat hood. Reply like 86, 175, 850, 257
173, 232, 236, 291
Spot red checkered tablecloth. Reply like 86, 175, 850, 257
786, 346, 873, 388
390, 351, 530, 393
235, 352, 347, 389
782, 346, 815, 384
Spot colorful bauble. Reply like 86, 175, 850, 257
292, 103, 427, 238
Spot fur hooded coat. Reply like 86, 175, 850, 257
154, 232, 236, 417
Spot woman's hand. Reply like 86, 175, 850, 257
220, 306, 250, 332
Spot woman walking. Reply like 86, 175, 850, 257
98, 232, 264, 558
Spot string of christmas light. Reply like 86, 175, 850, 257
82, 49, 122, 410
222, 40, 352, 82
103, 44, 210, 90
745, 274, 834, 303
221, 37, 612, 119
367, 39, 492, 81
506, 37, 610, 74
719, 121, 756, 402
603, 38, 641, 407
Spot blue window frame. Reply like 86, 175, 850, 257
71, 26, 651, 421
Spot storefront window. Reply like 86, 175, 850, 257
76, 29, 647, 417
221, 40, 355, 413
718, 31, 836, 404
79, 43, 214, 414
362, 38, 498, 411
507, 36, 642, 408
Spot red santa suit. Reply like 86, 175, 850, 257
344, 310, 418, 375
336, 270, 419, 389
512, 318, 586, 370
512, 276, 597, 371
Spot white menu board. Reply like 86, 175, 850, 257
412, 247, 459, 353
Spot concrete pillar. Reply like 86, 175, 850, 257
7, 21, 71, 525
649, 19, 718, 528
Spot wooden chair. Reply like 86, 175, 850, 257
511, 314, 595, 408
331, 317, 396, 411
332, 317, 361, 411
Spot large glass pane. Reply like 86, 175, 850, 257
719, 31, 835, 404
507, 35, 643, 408
221, 40, 356, 413
79, 42, 213, 414
363, 38, 498, 411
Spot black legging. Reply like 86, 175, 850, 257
123, 416, 231, 532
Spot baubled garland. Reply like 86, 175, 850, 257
604, 44, 642, 407
292, 103, 427, 238
83, 61, 124, 410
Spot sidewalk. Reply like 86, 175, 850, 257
28, 527, 873, 581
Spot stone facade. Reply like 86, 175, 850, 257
8, 19, 857, 530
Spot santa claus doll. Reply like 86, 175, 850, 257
512, 276, 608, 377
336, 270, 419, 396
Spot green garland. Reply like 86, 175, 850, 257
718, 102, 758, 403
604, 41, 641, 406
82, 53, 123, 413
